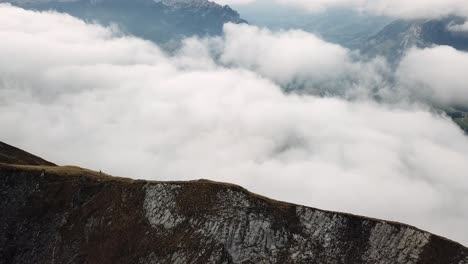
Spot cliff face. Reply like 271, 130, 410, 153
0, 143, 468, 264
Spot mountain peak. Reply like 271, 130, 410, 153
4, 0, 247, 44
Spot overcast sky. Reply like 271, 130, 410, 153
1, 4, 468, 246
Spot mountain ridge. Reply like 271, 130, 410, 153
0, 141, 55, 166
1, 141, 467, 263
363, 17, 468, 60
1, 0, 247, 45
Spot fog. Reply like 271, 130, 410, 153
398, 46, 468, 107
1, 4, 468, 245
220, 0, 468, 19
449, 21, 468, 32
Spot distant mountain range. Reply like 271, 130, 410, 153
6, 0, 468, 60
3, 1, 468, 130
234, 4, 468, 61
362, 17, 468, 61
361, 17, 468, 131
233, 5, 392, 49
3, 0, 247, 46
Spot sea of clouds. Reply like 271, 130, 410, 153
1, 4, 468, 245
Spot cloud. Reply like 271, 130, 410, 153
1, 4, 468, 246
397, 46, 468, 107
221, 0, 468, 19
221, 24, 349, 83
448, 21, 468, 32
194, 23, 392, 99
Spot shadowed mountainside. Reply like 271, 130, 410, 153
0, 141, 55, 166
0, 142, 467, 263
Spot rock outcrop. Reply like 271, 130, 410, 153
0, 142, 467, 263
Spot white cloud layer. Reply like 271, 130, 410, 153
398, 46, 468, 107
218, 24, 390, 98
1, 4, 468, 245
219, 0, 468, 19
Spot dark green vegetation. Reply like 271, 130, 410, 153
1, 141, 468, 263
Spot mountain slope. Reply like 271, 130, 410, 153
1, 142, 467, 263
363, 17, 468, 60
3, 0, 246, 45
0, 141, 55, 166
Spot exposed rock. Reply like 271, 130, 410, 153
0, 143, 467, 263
